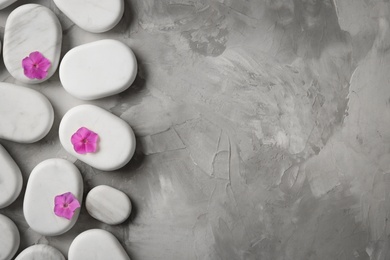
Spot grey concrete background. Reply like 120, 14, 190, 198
1, 0, 390, 259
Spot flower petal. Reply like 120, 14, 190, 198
22, 58, 36, 79
33, 69, 48, 80
54, 194, 65, 205
23, 68, 36, 79
87, 132, 99, 143
61, 192, 73, 203
68, 199, 81, 212
84, 142, 97, 153
73, 142, 86, 154
71, 132, 83, 145
29, 51, 44, 64
38, 58, 51, 72
61, 208, 74, 220
54, 204, 65, 216
22, 57, 34, 69
77, 127, 91, 139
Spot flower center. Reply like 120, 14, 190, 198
33, 63, 38, 69
82, 138, 89, 144
63, 202, 69, 208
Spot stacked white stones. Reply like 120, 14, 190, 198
0, 0, 136, 259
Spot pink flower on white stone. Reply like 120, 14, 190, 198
71, 127, 98, 154
22, 51, 51, 79
54, 192, 80, 220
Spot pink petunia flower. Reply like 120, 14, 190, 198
71, 127, 99, 154
54, 192, 80, 220
22, 51, 51, 79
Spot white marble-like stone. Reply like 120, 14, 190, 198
68, 229, 130, 260
0, 214, 20, 260
0, 0, 17, 10
3, 4, 62, 84
59, 105, 136, 171
24, 159, 83, 236
15, 244, 65, 260
0, 144, 22, 209
0, 82, 54, 143
60, 39, 137, 100
53, 0, 124, 33
86, 185, 131, 225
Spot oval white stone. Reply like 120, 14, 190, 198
23, 159, 83, 236
0, 82, 54, 143
0, 214, 20, 260
86, 185, 131, 225
59, 105, 136, 171
3, 4, 62, 84
0, 144, 22, 209
60, 39, 137, 100
53, 0, 124, 33
68, 229, 130, 260
0, 0, 17, 10
15, 245, 65, 260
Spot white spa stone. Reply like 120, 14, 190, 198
86, 185, 131, 225
59, 105, 136, 171
59, 39, 137, 100
0, 83, 54, 143
53, 0, 124, 33
24, 159, 83, 236
0, 0, 17, 10
3, 4, 62, 84
0, 145, 22, 209
0, 214, 20, 260
68, 229, 130, 260
15, 244, 65, 260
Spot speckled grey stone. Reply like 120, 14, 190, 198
86, 185, 131, 225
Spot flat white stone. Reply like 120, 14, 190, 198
15, 245, 65, 260
0, 214, 20, 260
53, 0, 124, 33
0, 0, 17, 10
3, 4, 62, 84
0, 144, 22, 209
59, 105, 136, 171
0, 83, 54, 143
68, 229, 130, 260
86, 185, 131, 225
24, 159, 83, 236
60, 39, 137, 100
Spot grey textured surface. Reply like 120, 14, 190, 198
0, 0, 390, 259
